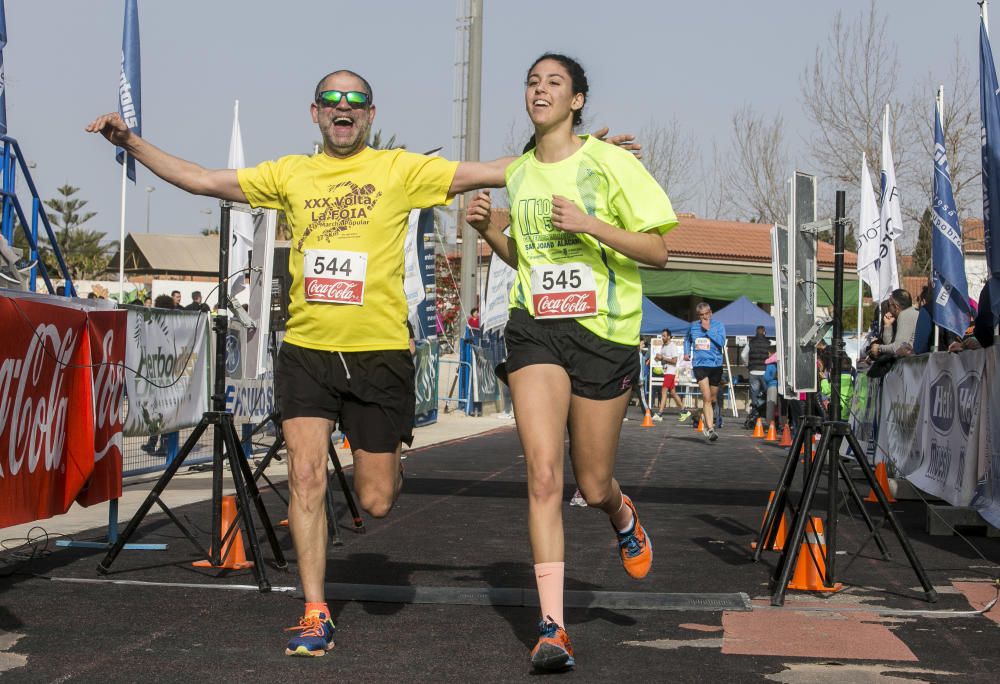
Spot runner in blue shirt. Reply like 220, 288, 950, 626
683, 302, 727, 442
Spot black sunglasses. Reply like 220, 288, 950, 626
316, 90, 370, 109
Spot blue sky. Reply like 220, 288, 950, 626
3, 0, 984, 238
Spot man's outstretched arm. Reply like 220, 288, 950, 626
86, 112, 247, 202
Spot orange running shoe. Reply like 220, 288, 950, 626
284, 611, 336, 656
615, 494, 652, 579
530, 616, 575, 672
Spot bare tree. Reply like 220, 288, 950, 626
722, 105, 789, 224
800, 0, 906, 190
698, 140, 731, 220
901, 43, 981, 222
638, 117, 698, 210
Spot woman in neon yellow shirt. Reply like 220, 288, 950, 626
467, 53, 678, 672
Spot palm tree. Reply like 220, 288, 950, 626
44, 184, 97, 245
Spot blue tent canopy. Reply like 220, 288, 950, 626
712, 295, 775, 337
640, 297, 689, 336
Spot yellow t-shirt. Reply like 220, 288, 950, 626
238, 148, 458, 352
505, 135, 677, 346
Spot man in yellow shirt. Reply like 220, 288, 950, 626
87, 69, 515, 657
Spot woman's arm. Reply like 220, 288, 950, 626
550, 195, 668, 267
464, 190, 517, 268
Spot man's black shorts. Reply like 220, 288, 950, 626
275, 342, 414, 453
498, 308, 639, 400
693, 366, 723, 387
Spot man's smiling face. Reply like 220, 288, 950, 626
311, 72, 375, 158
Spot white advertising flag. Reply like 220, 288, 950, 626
228, 100, 254, 296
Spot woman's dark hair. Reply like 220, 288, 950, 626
522, 53, 589, 152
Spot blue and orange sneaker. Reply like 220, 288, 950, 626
530, 616, 575, 672
284, 611, 336, 657
615, 494, 652, 579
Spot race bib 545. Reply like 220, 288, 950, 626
530, 263, 597, 319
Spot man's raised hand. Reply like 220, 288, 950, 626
590, 126, 642, 159
85, 112, 132, 147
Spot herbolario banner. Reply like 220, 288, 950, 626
122, 305, 210, 436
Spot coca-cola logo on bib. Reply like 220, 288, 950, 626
533, 292, 597, 317
0, 323, 77, 477
306, 279, 363, 304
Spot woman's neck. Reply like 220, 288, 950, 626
533, 123, 583, 163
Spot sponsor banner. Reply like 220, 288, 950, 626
0, 296, 96, 527
843, 371, 878, 461
904, 351, 985, 506
76, 309, 127, 507
481, 252, 516, 333
876, 354, 927, 472
122, 306, 210, 436
470, 345, 500, 403
414, 340, 439, 418
972, 347, 1000, 526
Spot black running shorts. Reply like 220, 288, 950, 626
693, 366, 723, 387
275, 342, 415, 453
498, 308, 639, 401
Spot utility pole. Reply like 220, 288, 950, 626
458, 0, 483, 338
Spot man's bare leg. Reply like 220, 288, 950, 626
283, 417, 335, 603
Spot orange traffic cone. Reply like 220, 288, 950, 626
765, 421, 778, 442
778, 423, 793, 447
278, 518, 289, 527
193, 495, 254, 570
342, 435, 351, 451
787, 517, 842, 592
866, 462, 896, 503
750, 491, 788, 551
753, 418, 765, 438
696, 416, 705, 432
641, 409, 654, 427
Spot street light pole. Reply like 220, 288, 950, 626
145, 186, 155, 232
458, 0, 483, 338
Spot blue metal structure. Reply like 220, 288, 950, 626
1, 135, 75, 295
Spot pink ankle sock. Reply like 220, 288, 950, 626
534, 562, 565, 627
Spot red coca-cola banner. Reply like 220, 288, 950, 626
76, 309, 127, 507
0, 296, 96, 527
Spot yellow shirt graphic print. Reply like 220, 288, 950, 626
238, 148, 458, 352
505, 136, 678, 346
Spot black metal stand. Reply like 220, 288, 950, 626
754, 191, 937, 607
98, 202, 286, 591
249, 410, 366, 540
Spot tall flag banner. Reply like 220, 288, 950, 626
116, 0, 141, 182
931, 94, 971, 336
980, 16, 1000, 324
0, 1, 7, 137
227, 100, 253, 296
856, 153, 881, 297
877, 106, 901, 302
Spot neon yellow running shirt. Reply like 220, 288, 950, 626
505, 135, 677, 346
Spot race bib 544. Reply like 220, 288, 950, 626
303, 249, 367, 305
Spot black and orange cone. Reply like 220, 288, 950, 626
753, 418, 765, 438
787, 517, 842, 592
778, 423, 793, 447
866, 462, 897, 503
765, 421, 778, 442
193, 495, 254, 570
641, 408, 654, 427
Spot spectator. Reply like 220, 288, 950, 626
869, 289, 916, 357
171, 289, 182, 307
763, 352, 779, 428
973, 280, 997, 349
143, 293, 180, 456
143, 297, 152, 307
912, 284, 934, 354
154, 293, 175, 309
185, 290, 210, 312
741, 325, 770, 419
467, 306, 481, 332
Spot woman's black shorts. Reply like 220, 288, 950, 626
498, 308, 639, 400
